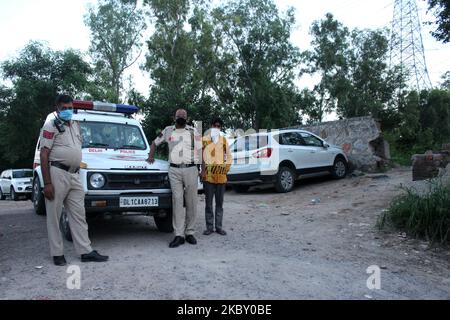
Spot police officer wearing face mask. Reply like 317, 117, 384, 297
148, 109, 202, 248
40, 94, 108, 266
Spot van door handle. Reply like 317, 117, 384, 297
310, 151, 316, 153
288, 149, 294, 152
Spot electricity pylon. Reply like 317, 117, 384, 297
389, 0, 433, 92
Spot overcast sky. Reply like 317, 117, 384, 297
0, 0, 448, 99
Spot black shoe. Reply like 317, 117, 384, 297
216, 228, 227, 236
169, 236, 185, 248
81, 250, 109, 263
53, 255, 67, 266
203, 229, 214, 236
185, 235, 197, 245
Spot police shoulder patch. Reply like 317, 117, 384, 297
43, 130, 55, 139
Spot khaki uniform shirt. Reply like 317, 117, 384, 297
40, 114, 83, 170
154, 125, 202, 165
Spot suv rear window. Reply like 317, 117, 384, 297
231, 135, 269, 152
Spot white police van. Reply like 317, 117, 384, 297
32, 101, 173, 240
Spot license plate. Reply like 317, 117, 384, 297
119, 196, 159, 208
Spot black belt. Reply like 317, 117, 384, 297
170, 163, 198, 169
51, 161, 80, 174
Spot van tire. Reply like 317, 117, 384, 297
32, 177, 46, 216
0, 189, 5, 200
154, 209, 174, 233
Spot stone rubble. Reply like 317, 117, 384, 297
294, 116, 391, 172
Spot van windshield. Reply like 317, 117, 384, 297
13, 170, 33, 178
80, 122, 147, 150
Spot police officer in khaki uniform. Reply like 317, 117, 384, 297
148, 109, 202, 248
40, 94, 108, 266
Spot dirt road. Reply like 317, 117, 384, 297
0, 167, 449, 299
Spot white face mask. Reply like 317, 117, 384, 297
210, 128, 220, 144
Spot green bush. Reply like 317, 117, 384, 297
383, 132, 413, 166
378, 181, 450, 244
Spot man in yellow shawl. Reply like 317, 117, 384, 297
201, 117, 232, 236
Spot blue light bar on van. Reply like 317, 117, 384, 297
73, 100, 139, 114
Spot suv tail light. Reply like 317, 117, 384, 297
253, 148, 272, 158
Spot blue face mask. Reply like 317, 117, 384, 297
59, 109, 73, 121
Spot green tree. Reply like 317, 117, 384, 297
424, 89, 450, 144
397, 91, 421, 149
142, 0, 199, 139
211, 0, 302, 129
142, 0, 302, 134
440, 71, 450, 90
302, 13, 350, 122
426, 0, 450, 43
337, 29, 402, 120
84, 0, 146, 103
302, 15, 404, 125
0, 41, 92, 169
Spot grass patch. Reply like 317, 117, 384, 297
390, 152, 412, 167
378, 181, 450, 244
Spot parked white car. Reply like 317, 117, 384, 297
0, 169, 33, 200
227, 129, 349, 193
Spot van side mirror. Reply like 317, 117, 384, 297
323, 142, 330, 149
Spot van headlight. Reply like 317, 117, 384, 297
89, 173, 106, 189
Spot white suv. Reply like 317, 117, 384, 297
32, 101, 173, 240
0, 169, 33, 200
227, 129, 348, 193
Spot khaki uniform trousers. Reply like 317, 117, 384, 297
168, 166, 198, 237
45, 166, 92, 256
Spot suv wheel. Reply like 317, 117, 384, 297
32, 177, 46, 215
232, 185, 250, 193
0, 188, 4, 200
331, 157, 348, 179
11, 187, 18, 201
60, 210, 73, 242
154, 209, 174, 233
275, 166, 296, 193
